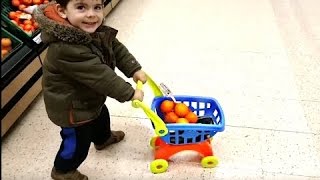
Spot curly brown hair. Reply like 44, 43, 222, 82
55, 0, 105, 8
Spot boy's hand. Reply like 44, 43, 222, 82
131, 89, 144, 101
133, 70, 147, 84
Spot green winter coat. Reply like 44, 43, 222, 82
34, 4, 141, 127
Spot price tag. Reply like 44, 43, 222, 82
33, 33, 42, 44
159, 83, 177, 102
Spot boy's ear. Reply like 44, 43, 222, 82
56, 4, 67, 19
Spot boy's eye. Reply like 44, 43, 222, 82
76, 5, 85, 10
94, 5, 102, 10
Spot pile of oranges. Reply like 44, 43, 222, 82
160, 100, 198, 124
11, 0, 49, 10
8, 0, 49, 35
1, 38, 13, 59
8, 11, 39, 35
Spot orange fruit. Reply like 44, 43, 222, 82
176, 118, 189, 124
32, 0, 42, 5
23, 20, 32, 25
174, 103, 190, 117
12, 0, 20, 7
22, 0, 32, 5
2, 46, 12, 51
19, 24, 25, 30
13, 17, 20, 24
9, 12, 17, 20
185, 111, 198, 123
1, 38, 12, 47
24, 24, 33, 31
2, 49, 9, 58
18, 4, 26, 11
164, 112, 179, 123
160, 100, 175, 113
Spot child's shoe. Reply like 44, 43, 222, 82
94, 131, 125, 150
51, 167, 88, 180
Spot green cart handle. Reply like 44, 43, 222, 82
131, 75, 168, 137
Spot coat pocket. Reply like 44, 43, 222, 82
69, 100, 101, 125
72, 100, 90, 109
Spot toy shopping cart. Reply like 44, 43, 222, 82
132, 75, 225, 174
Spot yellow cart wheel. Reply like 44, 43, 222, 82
150, 159, 169, 174
201, 156, 219, 168
149, 136, 158, 149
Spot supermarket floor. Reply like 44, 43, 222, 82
2, 0, 320, 179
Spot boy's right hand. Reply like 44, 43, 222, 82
131, 89, 144, 101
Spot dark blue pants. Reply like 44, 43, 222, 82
54, 105, 111, 172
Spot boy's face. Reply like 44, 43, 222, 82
58, 0, 104, 33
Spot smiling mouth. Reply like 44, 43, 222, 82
83, 22, 97, 25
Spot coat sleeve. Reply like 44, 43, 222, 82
112, 38, 142, 78
54, 44, 134, 102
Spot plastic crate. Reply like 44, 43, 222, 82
151, 95, 225, 145
1, 0, 40, 46
1, 27, 23, 63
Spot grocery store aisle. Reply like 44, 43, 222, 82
2, 0, 320, 179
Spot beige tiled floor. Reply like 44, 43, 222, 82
2, 0, 320, 179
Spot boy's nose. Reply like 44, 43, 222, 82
86, 9, 96, 17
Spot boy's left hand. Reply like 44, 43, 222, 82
133, 70, 147, 84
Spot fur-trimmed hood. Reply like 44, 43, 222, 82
33, 3, 116, 44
